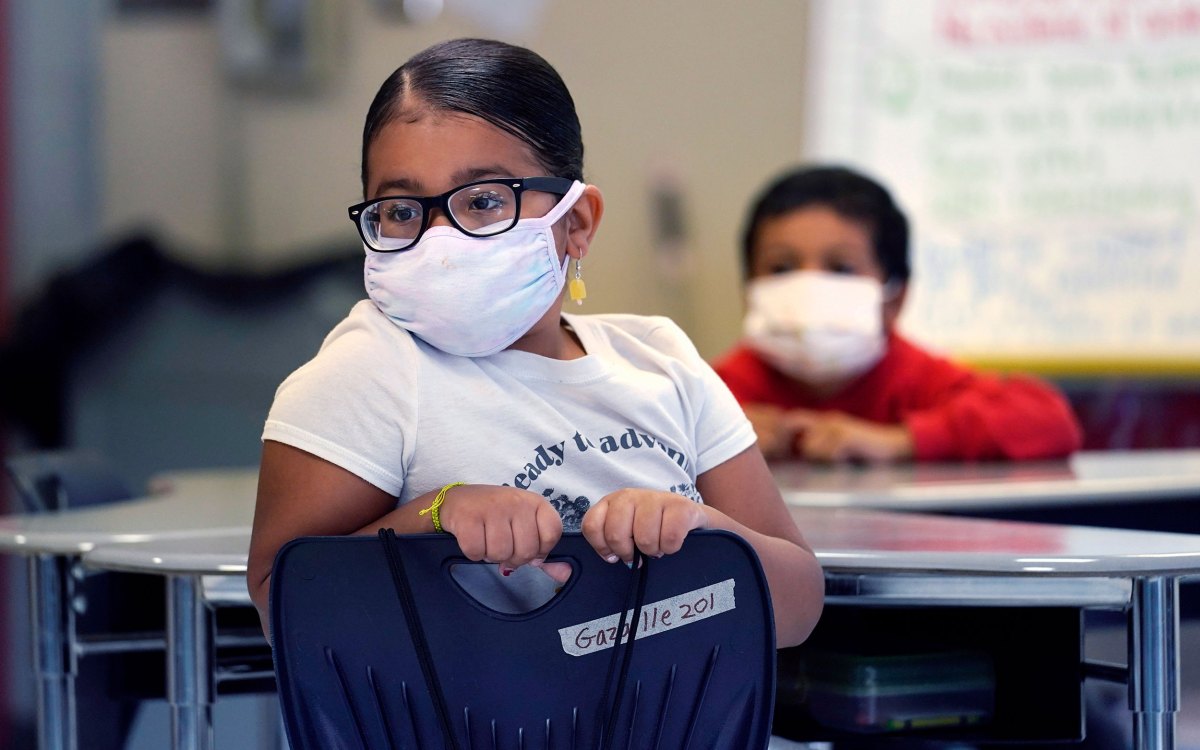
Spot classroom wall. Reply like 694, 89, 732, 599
6, 2, 104, 315
96, 1, 812, 359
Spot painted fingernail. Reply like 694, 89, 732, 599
605, 554, 619, 563
500, 565, 514, 577
624, 560, 634, 569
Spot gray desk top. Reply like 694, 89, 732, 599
791, 506, 1200, 576
775, 449, 1200, 511
10, 453, 1200, 585
80, 506, 1200, 580
0, 468, 258, 555
83, 531, 254, 575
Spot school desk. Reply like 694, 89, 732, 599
75, 507, 1200, 750
0, 468, 259, 750
83, 532, 259, 750
793, 506, 1200, 748
773, 449, 1200, 514
773, 450, 1200, 744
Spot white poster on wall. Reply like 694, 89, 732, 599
805, 0, 1200, 370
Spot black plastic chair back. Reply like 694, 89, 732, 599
272, 530, 777, 750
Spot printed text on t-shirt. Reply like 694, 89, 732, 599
503, 428, 691, 491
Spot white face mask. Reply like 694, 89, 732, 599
742, 270, 887, 386
364, 181, 586, 357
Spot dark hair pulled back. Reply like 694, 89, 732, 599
361, 38, 584, 194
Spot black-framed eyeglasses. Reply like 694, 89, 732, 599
348, 176, 575, 252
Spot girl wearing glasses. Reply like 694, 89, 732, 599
247, 39, 823, 655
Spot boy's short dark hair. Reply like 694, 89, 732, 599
740, 165, 910, 283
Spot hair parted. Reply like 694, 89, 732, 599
361, 38, 584, 194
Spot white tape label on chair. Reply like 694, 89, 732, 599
558, 579, 736, 657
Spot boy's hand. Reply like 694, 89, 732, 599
744, 403, 799, 459
438, 484, 564, 572
581, 489, 709, 563
785, 409, 914, 463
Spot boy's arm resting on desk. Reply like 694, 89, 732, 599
694, 446, 824, 647
748, 404, 915, 463
903, 372, 1083, 461
716, 338, 1082, 462
743, 403, 801, 459
784, 409, 914, 462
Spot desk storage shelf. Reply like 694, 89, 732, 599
775, 607, 1085, 744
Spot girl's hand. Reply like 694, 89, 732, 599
581, 489, 709, 564
438, 484, 564, 572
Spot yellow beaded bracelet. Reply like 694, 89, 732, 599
419, 482, 464, 533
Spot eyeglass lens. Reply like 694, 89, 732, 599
363, 182, 519, 250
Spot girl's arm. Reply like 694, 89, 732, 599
248, 441, 401, 632
695, 446, 825, 646
248, 440, 563, 633
582, 446, 824, 648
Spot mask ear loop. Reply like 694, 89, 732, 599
529, 180, 587, 229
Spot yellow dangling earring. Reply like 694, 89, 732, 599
568, 257, 587, 305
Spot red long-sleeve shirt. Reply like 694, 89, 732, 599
713, 334, 1083, 460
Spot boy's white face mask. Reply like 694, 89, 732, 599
742, 270, 887, 386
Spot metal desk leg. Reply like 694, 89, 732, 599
29, 554, 76, 750
167, 575, 214, 750
1129, 575, 1179, 750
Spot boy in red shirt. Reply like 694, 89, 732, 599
714, 166, 1082, 462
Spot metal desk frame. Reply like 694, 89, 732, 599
0, 469, 260, 750
25, 553, 263, 750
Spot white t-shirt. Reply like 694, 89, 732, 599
262, 301, 755, 527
